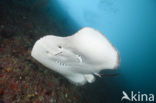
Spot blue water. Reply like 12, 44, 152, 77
49, 0, 156, 102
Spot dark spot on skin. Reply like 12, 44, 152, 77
58, 45, 62, 49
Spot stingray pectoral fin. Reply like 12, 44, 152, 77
65, 73, 87, 85
72, 27, 120, 70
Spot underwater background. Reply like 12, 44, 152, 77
0, 0, 156, 103
49, 0, 156, 102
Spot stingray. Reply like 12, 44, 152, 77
31, 27, 120, 85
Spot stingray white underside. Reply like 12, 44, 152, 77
31, 27, 120, 85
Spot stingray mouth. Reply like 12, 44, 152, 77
54, 51, 63, 56
55, 55, 83, 67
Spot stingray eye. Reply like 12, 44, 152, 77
58, 45, 62, 49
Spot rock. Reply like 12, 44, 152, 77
0, 26, 16, 38
0, 88, 3, 95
